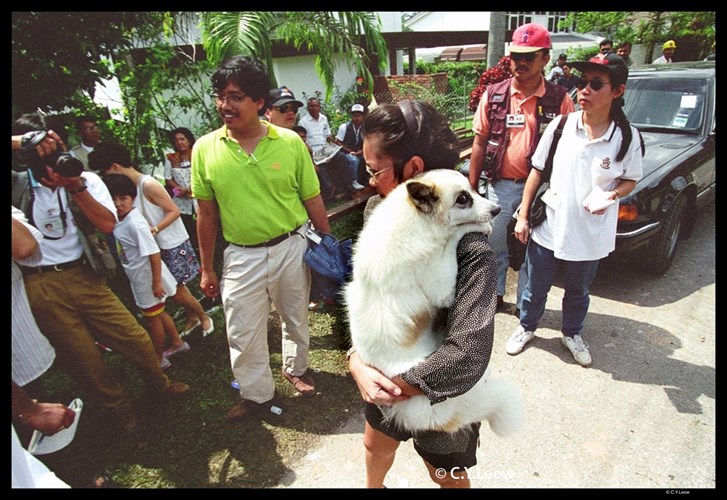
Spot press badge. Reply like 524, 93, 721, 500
506, 114, 526, 128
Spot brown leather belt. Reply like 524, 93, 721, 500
20, 257, 85, 275
234, 226, 303, 249
499, 177, 527, 183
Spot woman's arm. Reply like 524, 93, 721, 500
399, 232, 497, 403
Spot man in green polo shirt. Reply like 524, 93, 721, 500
192, 55, 331, 422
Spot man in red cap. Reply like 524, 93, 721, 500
468, 22, 575, 317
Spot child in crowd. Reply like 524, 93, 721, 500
104, 174, 190, 370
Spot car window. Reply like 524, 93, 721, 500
624, 77, 706, 132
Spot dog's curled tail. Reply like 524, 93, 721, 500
484, 378, 525, 437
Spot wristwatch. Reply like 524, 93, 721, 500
68, 178, 88, 194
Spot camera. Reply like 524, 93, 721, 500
19, 130, 84, 178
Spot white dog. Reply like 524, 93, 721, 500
344, 169, 524, 436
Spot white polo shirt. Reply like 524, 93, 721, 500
530, 110, 643, 261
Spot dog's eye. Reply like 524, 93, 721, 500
455, 191, 472, 207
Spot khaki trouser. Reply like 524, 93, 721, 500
222, 227, 311, 404
23, 264, 171, 412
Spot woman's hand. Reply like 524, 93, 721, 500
348, 352, 410, 405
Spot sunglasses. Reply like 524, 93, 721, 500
510, 52, 539, 62
576, 77, 612, 91
275, 103, 301, 114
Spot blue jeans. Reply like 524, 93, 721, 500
520, 239, 600, 337
486, 180, 529, 306
340, 152, 360, 186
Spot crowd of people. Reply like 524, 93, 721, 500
11, 20, 659, 488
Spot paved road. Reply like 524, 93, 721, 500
277, 201, 715, 489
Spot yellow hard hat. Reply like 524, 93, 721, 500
663, 40, 677, 50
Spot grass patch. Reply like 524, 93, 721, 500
22, 209, 366, 488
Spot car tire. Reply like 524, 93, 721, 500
645, 195, 687, 274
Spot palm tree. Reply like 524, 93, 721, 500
199, 11, 388, 99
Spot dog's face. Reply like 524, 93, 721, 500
405, 169, 501, 235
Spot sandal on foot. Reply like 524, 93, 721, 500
281, 369, 316, 396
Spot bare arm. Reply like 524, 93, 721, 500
196, 199, 220, 299
303, 194, 330, 234
148, 252, 165, 298
468, 134, 488, 191
514, 168, 543, 244
143, 179, 182, 232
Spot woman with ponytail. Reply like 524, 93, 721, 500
506, 53, 644, 367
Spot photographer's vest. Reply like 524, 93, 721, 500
483, 78, 568, 181
341, 121, 363, 152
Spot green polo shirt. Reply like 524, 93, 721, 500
191, 121, 320, 246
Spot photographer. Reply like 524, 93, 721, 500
11, 112, 190, 433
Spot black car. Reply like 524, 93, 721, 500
615, 61, 715, 273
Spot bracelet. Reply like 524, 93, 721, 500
151, 226, 159, 235
613, 189, 620, 199
346, 346, 357, 361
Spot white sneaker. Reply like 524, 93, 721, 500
506, 325, 535, 355
562, 335, 592, 367
352, 180, 365, 191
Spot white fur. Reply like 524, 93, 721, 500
344, 169, 523, 435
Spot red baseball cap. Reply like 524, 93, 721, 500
571, 53, 629, 86
509, 23, 552, 53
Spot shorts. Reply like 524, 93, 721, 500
139, 302, 165, 317
160, 239, 200, 285
364, 402, 480, 470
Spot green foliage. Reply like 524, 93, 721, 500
11, 12, 162, 118
562, 11, 716, 61
200, 12, 388, 101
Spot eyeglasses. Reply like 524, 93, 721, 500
576, 77, 612, 91
510, 52, 539, 62
211, 93, 247, 105
365, 166, 391, 180
275, 103, 301, 114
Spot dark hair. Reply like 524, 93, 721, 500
12, 112, 47, 135
600, 39, 613, 47
362, 100, 458, 183
611, 98, 645, 162
617, 41, 632, 50
292, 125, 307, 136
88, 141, 132, 173
75, 115, 96, 129
12, 112, 69, 146
169, 127, 195, 149
211, 56, 270, 116
103, 173, 137, 199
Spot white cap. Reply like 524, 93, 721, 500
351, 104, 365, 113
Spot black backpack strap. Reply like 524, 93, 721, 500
542, 112, 570, 182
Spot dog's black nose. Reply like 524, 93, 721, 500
491, 206, 501, 217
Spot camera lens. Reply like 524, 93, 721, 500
51, 153, 84, 178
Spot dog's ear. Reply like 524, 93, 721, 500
406, 180, 438, 214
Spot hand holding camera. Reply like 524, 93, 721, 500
18, 131, 85, 189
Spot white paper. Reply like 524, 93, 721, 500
582, 188, 617, 213
28, 398, 83, 456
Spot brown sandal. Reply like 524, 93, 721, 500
281, 369, 316, 396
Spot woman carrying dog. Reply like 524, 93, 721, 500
347, 99, 499, 488
506, 54, 643, 366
